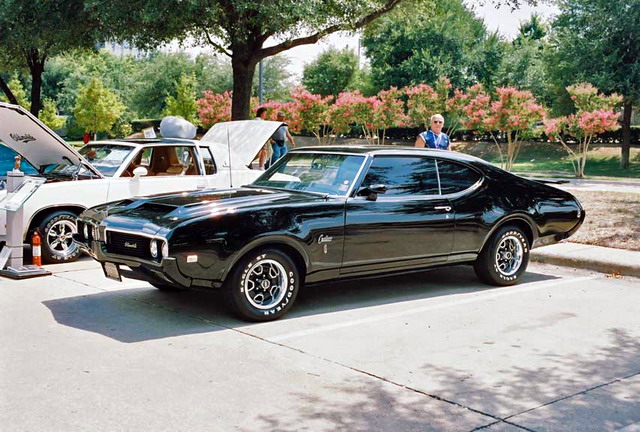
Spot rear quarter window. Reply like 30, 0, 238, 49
437, 160, 482, 195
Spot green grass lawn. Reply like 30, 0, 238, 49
455, 141, 640, 180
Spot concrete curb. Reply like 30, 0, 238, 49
531, 242, 640, 279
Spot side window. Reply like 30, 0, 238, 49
437, 160, 482, 195
362, 156, 439, 196
201, 147, 217, 175
150, 146, 200, 176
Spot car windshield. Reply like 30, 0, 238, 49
252, 152, 365, 196
47, 144, 134, 177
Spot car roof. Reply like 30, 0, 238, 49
90, 138, 199, 147
291, 145, 489, 165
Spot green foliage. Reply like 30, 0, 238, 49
362, 0, 506, 92
74, 78, 126, 138
547, 0, 640, 108
43, 50, 138, 115
253, 55, 294, 101
113, 121, 133, 138
302, 48, 360, 96
0, 73, 29, 108
39, 98, 66, 130
163, 73, 199, 124
0, 0, 101, 115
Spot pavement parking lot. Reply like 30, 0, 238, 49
1, 259, 639, 431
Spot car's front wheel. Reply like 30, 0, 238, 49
474, 225, 530, 286
224, 248, 300, 322
39, 211, 82, 264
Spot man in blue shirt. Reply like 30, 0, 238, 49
414, 114, 450, 150
270, 111, 296, 165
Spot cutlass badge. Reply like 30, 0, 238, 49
10, 133, 36, 144
318, 235, 333, 244
318, 235, 333, 254
124, 242, 138, 249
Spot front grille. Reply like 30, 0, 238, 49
106, 231, 152, 260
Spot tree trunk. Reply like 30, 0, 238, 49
27, 51, 46, 118
0, 76, 19, 105
620, 101, 632, 169
231, 56, 258, 120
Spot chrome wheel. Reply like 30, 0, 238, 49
494, 235, 524, 277
47, 219, 78, 259
244, 259, 288, 310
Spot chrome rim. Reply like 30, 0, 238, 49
244, 259, 288, 310
47, 220, 78, 258
495, 235, 524, 276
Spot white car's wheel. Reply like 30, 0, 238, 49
39, 211, 82, 264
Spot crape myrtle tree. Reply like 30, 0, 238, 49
548, 0, 640, 169
92, 0, 531, 120
0, 0, 100, 116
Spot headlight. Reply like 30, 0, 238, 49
150, 240, 158, 259
161, 241, 169, 259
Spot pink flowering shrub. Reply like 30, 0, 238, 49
375, 87, 407, 145
405, 77, 468, 136
544, 84, 621, 177
463, 86, 544, 171
289, 89, 333, 143
405, 83, 441, 129
197, 91, 232, 129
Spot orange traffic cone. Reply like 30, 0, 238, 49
32, 229, 42, 267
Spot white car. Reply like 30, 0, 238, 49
0, 102, 280, 263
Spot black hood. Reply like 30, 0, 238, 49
103, 187, 325, 226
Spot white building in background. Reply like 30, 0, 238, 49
95, 42, 149, 59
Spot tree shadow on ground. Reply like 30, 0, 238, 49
417, 328, 640, 431
248, 329, 640, 432
42, 265, 557, 343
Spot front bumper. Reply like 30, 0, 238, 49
74, 234, 192, 289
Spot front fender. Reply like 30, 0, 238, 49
220, 234, 311, 282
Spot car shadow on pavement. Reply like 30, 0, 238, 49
42, 265, 558, 344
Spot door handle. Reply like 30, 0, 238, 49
434, 206, 452, 212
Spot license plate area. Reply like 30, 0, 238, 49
102, 262, 122, 282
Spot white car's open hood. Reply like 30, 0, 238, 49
0, 102, 103, 178
200, 120, 283, 168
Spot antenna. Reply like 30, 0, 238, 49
226, 124, 233, 188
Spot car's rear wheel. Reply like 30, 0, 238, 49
474, 225, 530, 286
224, 248, 300, 322
39, 211, 82, 264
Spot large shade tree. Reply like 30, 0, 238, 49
92, 0, 529, 120
0, 0, 100, 116
548, 0, 640, 169
361, 0, 506, 92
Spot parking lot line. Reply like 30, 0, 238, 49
270, 275, 599, 342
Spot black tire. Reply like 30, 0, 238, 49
150, 282, 182, 292
39, 211, 82, 264
474, 225, 530, 286
223, 248, 300, 322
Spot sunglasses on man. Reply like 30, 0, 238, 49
432, 120, 443, 124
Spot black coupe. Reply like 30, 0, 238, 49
75, 146, 584, 321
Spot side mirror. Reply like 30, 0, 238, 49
358, 184, 387, 201
132, 167, 148, 178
